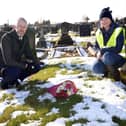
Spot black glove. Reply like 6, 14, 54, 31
25, 63, 41, 72
25, 63, 33, 71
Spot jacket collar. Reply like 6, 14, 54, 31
9, 29, 25, 40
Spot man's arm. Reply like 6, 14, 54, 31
1, 35, 26, 69
24, 37, 40, 64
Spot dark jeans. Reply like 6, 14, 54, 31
92, 52, 126, 74
0, 62, 41, 88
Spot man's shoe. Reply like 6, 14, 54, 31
0, 84, 9, 89
0, 81, 11, 89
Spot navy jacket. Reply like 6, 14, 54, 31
95, 23, 124, 55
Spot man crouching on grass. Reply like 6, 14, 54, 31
0, 17, 42, 89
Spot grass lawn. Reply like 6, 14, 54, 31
0, 57, 126, 126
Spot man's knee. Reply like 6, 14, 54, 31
2, 67, 21, 80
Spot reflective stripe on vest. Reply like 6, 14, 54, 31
123, 27, 126, 45
123, 27, 126, 57
96, 27, 123, 48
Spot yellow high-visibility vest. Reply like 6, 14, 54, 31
123, 27, 126, 44
96, 27, 124, 49
123, 27, 126, 57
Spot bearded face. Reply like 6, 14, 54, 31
16, 19, 28, 37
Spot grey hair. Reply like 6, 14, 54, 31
17, 17, 27, 24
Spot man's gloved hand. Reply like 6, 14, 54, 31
25, 63, 33, 71
25, 63, 28, 69
25, 62, 42, 72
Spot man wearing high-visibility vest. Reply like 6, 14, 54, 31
87, 7, 126, 81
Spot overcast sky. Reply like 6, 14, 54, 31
0, 0, 125, 24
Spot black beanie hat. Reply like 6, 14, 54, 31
99, 7, 113, 21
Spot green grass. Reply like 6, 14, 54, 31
0, 106, 30, 123
7, 115, 28, 126
112, 116, 126, 126
59, 68, 83, 75
0, 93, 14, 102
1, 60, 126, 126
65, 118, 89, 126
29, 65, 61, 82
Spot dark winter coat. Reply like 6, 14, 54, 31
0, 29, 39, 69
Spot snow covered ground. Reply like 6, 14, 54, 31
0, 35, 126, 126
0, 56, 126, 126
44, 57, 126, 126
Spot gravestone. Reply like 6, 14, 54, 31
80, 23, 91, 36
